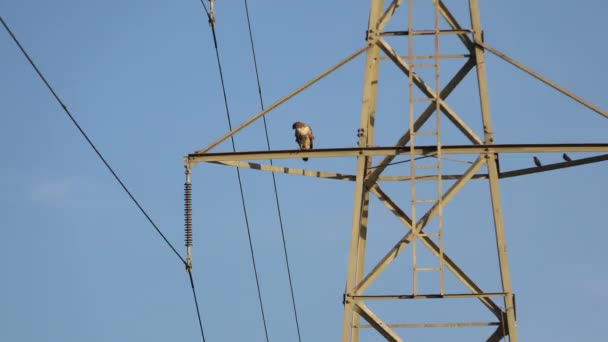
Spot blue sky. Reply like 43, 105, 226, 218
1, 1, 607, 341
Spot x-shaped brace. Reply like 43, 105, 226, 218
354, 156, 506, 320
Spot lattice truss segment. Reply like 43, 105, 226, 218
184, 0, 608, 341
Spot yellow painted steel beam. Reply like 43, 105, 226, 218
433, 0, 474, 49
356, 321, 500, 329
380, 29, 472, 36
416, 157, 486, 230
206, 154, 608, 183
365, 58, 476, 184
210, 161, 356, 181
418, 235, 504, 318
344, 3, 385, 340
377, 0, 403, 31
499, 154, 608, 178
469, 0, 517, 337
358, 158, 506, 319
353, 292, 506, 300
356, 157, 485, 293
186, 144, 608, 165
352, 303, 403, 342
369, 184, 413, 229
377, 38, 483, 144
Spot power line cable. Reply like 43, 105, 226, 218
0, 15, 185, 265
242, 1, 303, 341
1, 15, 208, 342
370, 155, 435, 169
197, 0, 210, 17
369, 155, 473, 169
188, 272, 207, 342
196, 5, 271, 341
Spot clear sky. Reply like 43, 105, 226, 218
1, 1, 607, 341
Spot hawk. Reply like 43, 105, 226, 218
292, 121, 314, 161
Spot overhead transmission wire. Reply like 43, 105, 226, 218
0, 16, 207, 342
369, 154, 473, 169
370, 155, 434, 169
242, 1, 303, 341
196, 3, 270, 341
0, 15, 184, 264
188, 272, 207, 342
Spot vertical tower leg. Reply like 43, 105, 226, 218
352, 192, 370, 342
469, 0, 518, 340
342, 1, 383, 341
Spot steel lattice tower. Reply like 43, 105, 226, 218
185, 1, 608, 340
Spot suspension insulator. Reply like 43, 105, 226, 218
184, 182, 192, 247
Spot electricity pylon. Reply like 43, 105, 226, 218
185, 0, 608, 340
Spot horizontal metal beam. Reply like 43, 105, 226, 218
381, 154, 608, 180
213, 161, 481, 182
377, 174, 486, 181
356, 321, 500, 329
209, 161, 356, 180
379, 54, 470, 61
353, 293, 506, 300
499, 153, 608, 179
186, 144, 608, 165
381, 29, 472, 36
200, 154, 608, 186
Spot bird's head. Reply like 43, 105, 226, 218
292, 122, 301, 129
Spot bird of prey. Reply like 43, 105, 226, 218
292, 121, 314, 161
562, 153, 572, 162
533, 156, 542, 167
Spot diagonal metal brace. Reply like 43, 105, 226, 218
377, 38, 483, 145
353, 302, 404, 342
481, 42, 608, 119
